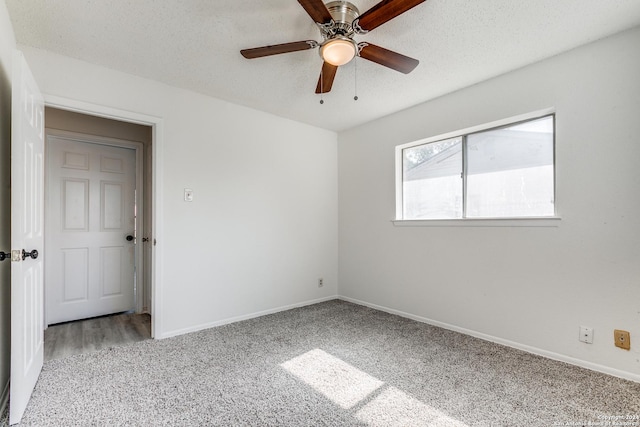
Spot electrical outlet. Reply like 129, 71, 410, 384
579, 326, 593, 344
318, 278, 324, 288
614, 329, 630, 350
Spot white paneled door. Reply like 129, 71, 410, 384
10, 51, 45, 425
46, 136, 136, 325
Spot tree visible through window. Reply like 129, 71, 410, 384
399, 115, 555, 220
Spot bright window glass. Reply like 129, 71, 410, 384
402, 137, 462, 219
399, 115, 555, 220
466, 116, 554, 218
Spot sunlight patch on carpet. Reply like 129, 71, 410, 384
281, 348, 469, 426
356, 386, 469, 427
281, 348, 383, 409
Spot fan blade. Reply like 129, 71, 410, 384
241, 40, 317, 59
298, 0, 333, 24
354, 0, 426, 33
315, 62, 338, 94
359, 43, 419, 74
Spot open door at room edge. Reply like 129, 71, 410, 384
9, 50, 45, 425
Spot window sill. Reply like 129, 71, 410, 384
392, 217, 562, 227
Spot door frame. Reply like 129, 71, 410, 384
44, 129, 145, 320
43, 95, 164, 339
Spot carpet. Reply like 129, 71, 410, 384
2, 300, 639, 426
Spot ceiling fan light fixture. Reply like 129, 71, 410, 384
320, 38, 357, 66
241, 0, 425, 94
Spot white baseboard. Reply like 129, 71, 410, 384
339, 296, 640, 383
0, 379, 8, 418
159, 295, 339, 339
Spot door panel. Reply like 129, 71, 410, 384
101, 246, 124, 296
63, 179, 89, 230
63, 151, 89, 169
101, 155, 124, 173
62, 248, 88, 302
10, 50, 45, 425
102, 182, 124, 230
46, 137, 136, 325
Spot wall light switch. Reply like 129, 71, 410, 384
184, 188, 194, 202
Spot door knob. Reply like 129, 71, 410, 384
22, 249, 39, 260
0, 251, 8, 262
126, 235, 134, 242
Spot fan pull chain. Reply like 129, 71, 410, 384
354, 56, 359, 101
320, 64, 324, 105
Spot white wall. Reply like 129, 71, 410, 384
0, 0, 15, 410
20, 46, 339, 337
338, 27, 640, 380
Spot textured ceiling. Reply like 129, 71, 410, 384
5, 0, 640, 131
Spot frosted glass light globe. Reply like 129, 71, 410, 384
320, 39, 357, 66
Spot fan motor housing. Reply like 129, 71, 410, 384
322, 1, 360, 38
327, 1, 360, 24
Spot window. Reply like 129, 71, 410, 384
398, 114, 555, 220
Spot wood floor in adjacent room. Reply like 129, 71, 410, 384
44, 312, 151, 361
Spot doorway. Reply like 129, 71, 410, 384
44, 107, 153, 335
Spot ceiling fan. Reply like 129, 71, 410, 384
240, 0, 426, 94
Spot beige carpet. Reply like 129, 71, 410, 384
2, 300, 639, 426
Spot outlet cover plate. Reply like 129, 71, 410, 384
614, 329, 630, 350
579, 326, 593, 344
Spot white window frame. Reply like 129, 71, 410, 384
394, 108, 561, 227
